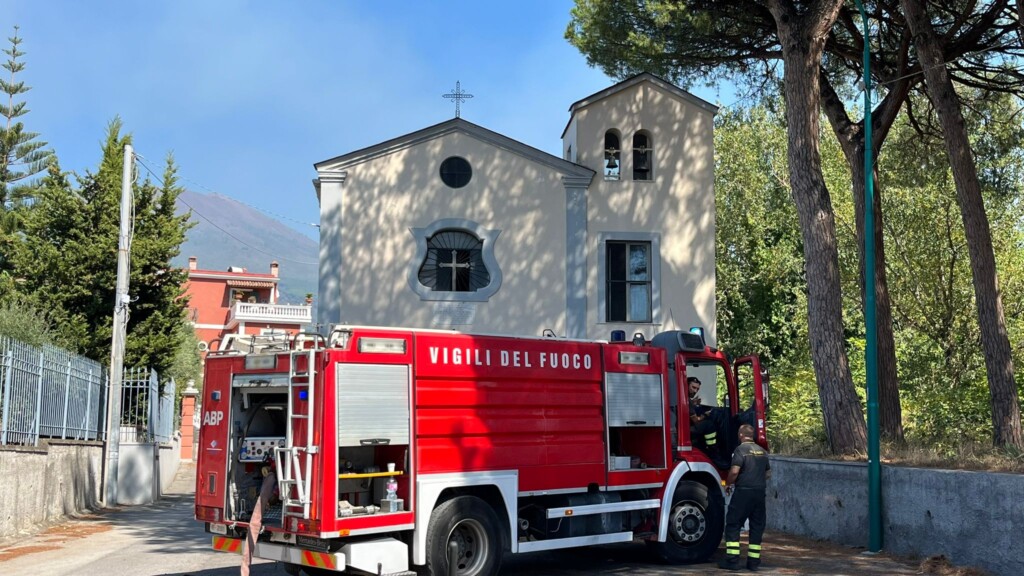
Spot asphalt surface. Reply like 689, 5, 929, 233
0, 463, 928, 576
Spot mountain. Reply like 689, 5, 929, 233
173, 190, 319, 306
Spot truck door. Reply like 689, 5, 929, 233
196, 360, 232, 511
732, 356, 768, 449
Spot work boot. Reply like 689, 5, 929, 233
718, 555, 741, 571
746, 557, 761, 572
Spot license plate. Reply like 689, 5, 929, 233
209, 522, 227, 535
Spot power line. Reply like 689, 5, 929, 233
133, 155, 319, 266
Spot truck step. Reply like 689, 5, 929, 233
518, 531, 633, 553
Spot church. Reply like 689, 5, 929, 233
313, 73, 717, 342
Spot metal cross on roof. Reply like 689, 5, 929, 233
443, 81, 474, 118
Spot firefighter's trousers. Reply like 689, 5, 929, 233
724, 487, 766, 562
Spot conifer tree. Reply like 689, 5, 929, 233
0, 25, 53, 230
0, 25, 53, 293
17, 120, 195, 383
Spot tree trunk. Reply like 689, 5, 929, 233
902, 0, 1023, 449
821, 79, 905, 443
767, 0, 867, 454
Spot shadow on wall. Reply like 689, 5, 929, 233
319, 109, 715, 338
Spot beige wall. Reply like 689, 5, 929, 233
318, 77, 715, 343
569, 82, 716, 342
325, 131, 569, 336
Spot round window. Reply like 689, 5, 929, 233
439, 156, 472, 188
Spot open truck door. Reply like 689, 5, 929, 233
733, 355, 769, 450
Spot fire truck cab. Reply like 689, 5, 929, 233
195, 326, 768, 575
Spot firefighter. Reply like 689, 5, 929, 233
719, 423, 771, 572
687, 377, 719, 455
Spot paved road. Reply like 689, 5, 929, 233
0, 464, 924, 576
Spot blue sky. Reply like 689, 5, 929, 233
6, 1, 727, 239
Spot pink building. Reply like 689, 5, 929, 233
183, 257, 312, 354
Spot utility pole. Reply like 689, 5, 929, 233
102, 143, 133, 506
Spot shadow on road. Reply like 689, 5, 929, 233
102, 493, 216, 555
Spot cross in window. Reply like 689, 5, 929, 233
438, 249, 471, 290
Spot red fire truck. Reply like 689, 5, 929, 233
196, 326, 768, 575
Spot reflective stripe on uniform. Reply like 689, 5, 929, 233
212, 535, 243, 553
726, 540, 741, 555
748, 542, 762, 558
705, 432, 717, 445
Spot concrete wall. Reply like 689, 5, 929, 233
767, 457, 1024, 576
160, 439, 181, 492
116, 436, 181, 505
0, 440, 103, 540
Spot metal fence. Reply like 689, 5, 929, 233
0, 336, 108, 445
120, 367, 176, 444
1, 336, 178, 447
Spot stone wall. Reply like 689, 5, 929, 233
767, 456, 1024, 576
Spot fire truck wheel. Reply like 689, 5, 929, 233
651, 480, 725, 564
425, 495, 503, 576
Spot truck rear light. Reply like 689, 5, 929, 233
619, 351, 650, 365
196, 505, 221, 522
288, 518, 318, 533
358, 337, 406, 354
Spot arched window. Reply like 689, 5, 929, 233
633, 131, 653, 181
417, 230, 490, 292
604, 130, 621, 181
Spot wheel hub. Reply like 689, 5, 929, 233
448, 518, 488, 575
670, 502, 707, 543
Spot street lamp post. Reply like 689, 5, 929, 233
855, 0, 882, 553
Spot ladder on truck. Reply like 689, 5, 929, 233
274, 334, 324, 521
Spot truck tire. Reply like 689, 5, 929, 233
425, 495, 503, 576
651, 479, 724, 564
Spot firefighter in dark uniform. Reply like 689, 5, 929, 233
687, 377, 718, 454
719, 423, 770, 572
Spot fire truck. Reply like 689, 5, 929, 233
195, 326, 768, 575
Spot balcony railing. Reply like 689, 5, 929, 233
229, 302, 312, 326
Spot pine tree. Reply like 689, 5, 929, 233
0, 25, 53, 230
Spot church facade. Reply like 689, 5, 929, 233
313, 73, 717, 342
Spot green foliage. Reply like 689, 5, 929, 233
715, 93, 1024, 451
15, 120, 194, 382
165, 319, 202, 398
0, 292, 72, 348
566, 0, 772, 89
876, 91, 1024, 445
0, 26, 53, 210
715, 104, 826, 445
714, 105, 805, 370
0, 26, 53, 279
